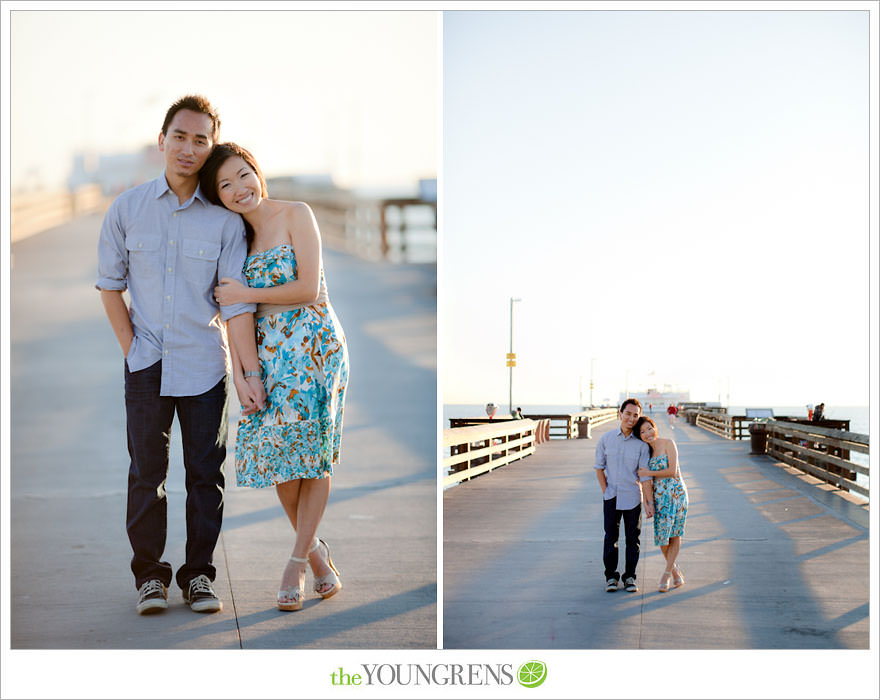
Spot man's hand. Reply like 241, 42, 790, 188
644, 500, 654, 519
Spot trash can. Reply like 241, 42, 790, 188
577, 418, 592, 439
749, 422, 768, 454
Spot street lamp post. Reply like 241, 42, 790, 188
508, 297, 521, 414
590, 358, 596, 408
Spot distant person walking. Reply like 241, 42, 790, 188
635, 416, 688, 592
594, 398, 653, 593
666, 403, 677, 429
812, 403, 825, 422
96, 95, 266, 616
201, 142, 349, 612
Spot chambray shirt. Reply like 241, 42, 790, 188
594, 428, 652, 510
96, 173, 256, 396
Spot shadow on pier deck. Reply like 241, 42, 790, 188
443, 419, 868, 649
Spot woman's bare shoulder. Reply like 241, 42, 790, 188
658, 437, 676, 452
268, 199, 312, 217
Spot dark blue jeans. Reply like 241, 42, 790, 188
603, 497, 641, 582
124, 360, 228, 590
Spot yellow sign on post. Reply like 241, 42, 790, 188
506, 353, 516, 360
506, 360, 516, 367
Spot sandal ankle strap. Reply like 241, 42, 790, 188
289, 554, 309, 563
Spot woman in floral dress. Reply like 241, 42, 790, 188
634, 416, 688, 592
200, 143, 349, 611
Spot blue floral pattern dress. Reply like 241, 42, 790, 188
234, 244, 349, 487
648, 453, 688, 546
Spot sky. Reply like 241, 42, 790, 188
442, 9, 873, 409
9, 10, 437, 193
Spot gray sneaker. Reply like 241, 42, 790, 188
605, 578, 619, 592
623, 576, 638, 593
136, 579, 168, 615
183, 574, 223, 613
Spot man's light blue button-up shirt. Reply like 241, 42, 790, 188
96, 173, 256, 397
594, 427, 652, 510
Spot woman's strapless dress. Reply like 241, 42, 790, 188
234, 244, 349, 487
648, 453, 688, 546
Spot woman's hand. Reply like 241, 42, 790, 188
234, 374, 266, 415
214, 277, 251, 306
637, 468, 654, 478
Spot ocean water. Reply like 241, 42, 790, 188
443, 404, 869, 489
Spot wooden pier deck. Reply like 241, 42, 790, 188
443, 418, 869, 649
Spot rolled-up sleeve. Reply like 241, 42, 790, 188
638, 442, 652, 482
95, 199, 128, 291
217, 215, 257, 320
594, 435, 607, 470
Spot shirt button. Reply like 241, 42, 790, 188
169, 240, 175, 245
167, 267, 172, 273
138, 242, 143, 248
166, 295, 171, 301
173, 213, 177, 217
199, 250, 204, 255
165, 323, 170, 329
164, 350, 169, 356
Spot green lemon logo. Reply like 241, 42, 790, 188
517, 660, 547, 688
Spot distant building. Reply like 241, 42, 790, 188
67, 145, 163, 195
619, 387, 690, 411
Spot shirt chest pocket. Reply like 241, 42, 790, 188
182, 239, 221, 286
125, 236, 162, 279
605, 446, 620, 466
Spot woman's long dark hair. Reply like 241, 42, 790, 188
633, 415, 658, 456
199, 142, 268, 251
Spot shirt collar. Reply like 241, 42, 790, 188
153, 171, 208, 208
193, 183, 210, 206
616, 426, 635, 440
152, 173, 171, 199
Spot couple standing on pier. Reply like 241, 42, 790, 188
96, 95, 349, 616
595, 398, 689, 593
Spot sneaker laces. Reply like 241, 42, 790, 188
189, 575, 213, 596
141, 580, 164, 596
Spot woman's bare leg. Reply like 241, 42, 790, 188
297, 477, 335, 593
275, 477, 334, 595
276, 479, 302, 529
276, 479, 306, 597
660, 543, 672, 571
666, 536, 682, 571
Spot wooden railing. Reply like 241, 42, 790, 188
11, 185, 108, 243
687, 410, 851, 443
265, 182, 436, 263
443, 419, 538, 487
450, 408, 619, 441
693, 411, 750, 440
584, 407, 619, 429
763, 421, 868, 499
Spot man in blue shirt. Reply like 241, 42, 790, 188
594, 398, 654, 592
97, 95, 266, 615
